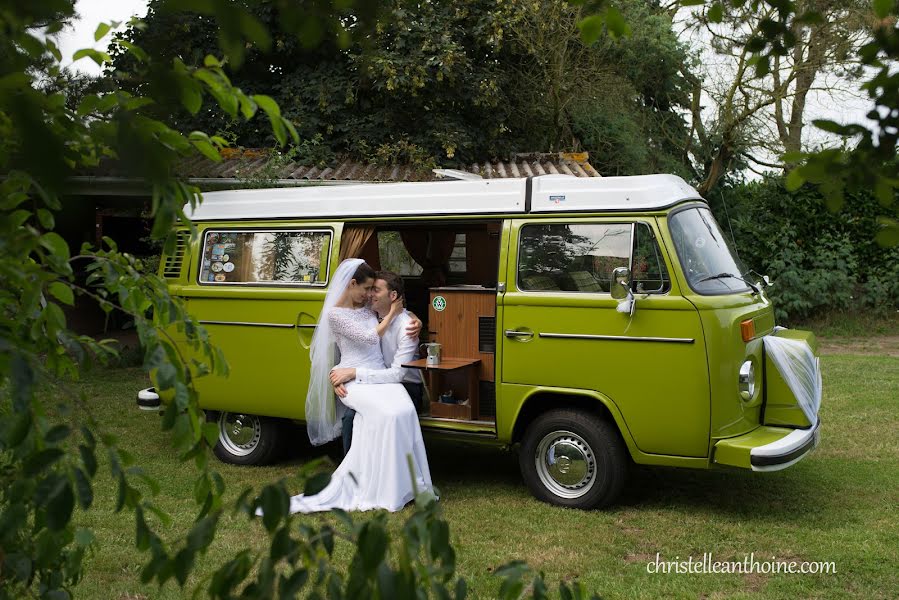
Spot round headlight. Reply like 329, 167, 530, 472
739, 360, 755, 401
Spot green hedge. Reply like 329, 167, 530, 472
707, 178, 899, 324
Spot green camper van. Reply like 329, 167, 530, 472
147, 174, 822, 509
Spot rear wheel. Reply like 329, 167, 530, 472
208, 411, 285, 465
519, 409, 628, 509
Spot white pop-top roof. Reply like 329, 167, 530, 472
186, 174, 703, 221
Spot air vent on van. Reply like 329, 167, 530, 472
478, 316, 496, 353
162, 231, 188, 279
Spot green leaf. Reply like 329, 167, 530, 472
116, 39, 148, 62
239, 12, 272, 52
812, 119, 849, 135
785, 168, 805, 192
202, 421, 219, 446
577, 15, 605, 45
190, 136, 222, 162
40, 232, 70, 260
74, 467, 93, 509
94, 23, 111, 41
24, 448, 65, 476
708, 3, 724, 23
875, 218, 899, 247
874, 180, 895, 207
72, 48, 111, 66
203, 54, 222, 68
260, 485, 288, 532
8, 412, 32, 447
79, 444, 98, 477
46, 482, 75, 530
604, 6, 631, 39
874, 0, 893, 19
358, 521, 388, 573
279, 569, 309, 597
37, 208, 55, 229
4, 553, 31, 583
303, 472, 331, 496
252, 94, 280, 117
48, 281, 74, 305
455, 578, 468, 600
43, 302, 67, 333
187, 514, 218, 551
45, 424, 71, 443
180, 79, 203, 115
75, 528, 95, 546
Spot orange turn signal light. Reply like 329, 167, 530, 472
740, 319, 756, 342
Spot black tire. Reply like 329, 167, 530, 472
519, 409, 628, 509
207, 411, 285, 466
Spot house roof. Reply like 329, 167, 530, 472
187, 174, 704, 221
177, 150, 602, 183
68, 150, 602, 195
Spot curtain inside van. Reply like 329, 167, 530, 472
400, 231, 456, 287
339, 226, 376, 262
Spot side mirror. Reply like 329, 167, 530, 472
610, 266, 631, 300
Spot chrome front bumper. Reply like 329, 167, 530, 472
750, 419, 821, 472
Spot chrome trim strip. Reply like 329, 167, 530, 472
419, 417, 496, 427
199, 320, 295, 329
538, 332, 694, 344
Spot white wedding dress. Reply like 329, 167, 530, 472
288, 306, 434, 513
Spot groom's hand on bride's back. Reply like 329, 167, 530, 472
406, 312, 422, 339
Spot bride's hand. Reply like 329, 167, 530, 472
388, 298, 404, 319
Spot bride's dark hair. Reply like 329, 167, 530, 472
352, 262, 375, 284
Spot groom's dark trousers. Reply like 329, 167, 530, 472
342, 382, 423, 456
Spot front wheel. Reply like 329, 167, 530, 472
519, 409, 628, 509
207, 411, 285, 466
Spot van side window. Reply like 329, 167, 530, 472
632, 223, 671, 293
518, 223, 632, 293
198, 230, 331, 285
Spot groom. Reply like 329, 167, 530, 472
330, 270, 425, 455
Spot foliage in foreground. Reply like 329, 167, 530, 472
0, 2, 603, 598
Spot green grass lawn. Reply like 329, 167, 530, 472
67, 351, 898, 600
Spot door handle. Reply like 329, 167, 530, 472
504, 329, 534, 340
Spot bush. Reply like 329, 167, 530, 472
708, 177, 899, 323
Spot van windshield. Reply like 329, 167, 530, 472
668, 206, 750, 295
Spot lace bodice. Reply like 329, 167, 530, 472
329, 307, 387, 370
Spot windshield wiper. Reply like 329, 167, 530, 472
697, 272, 760, 294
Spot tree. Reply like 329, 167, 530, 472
576, 0, 899, 246
108, 0, 697, 176
673, 0, 872, 194
501, 0, 694, 176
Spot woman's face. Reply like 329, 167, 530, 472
348, 277, 373, 305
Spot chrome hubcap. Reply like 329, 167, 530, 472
535, 430, 597, 499
219, 413, 262, 457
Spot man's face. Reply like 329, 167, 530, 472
369, 279, 396, 315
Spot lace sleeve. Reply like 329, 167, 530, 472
328, 309, 380, 346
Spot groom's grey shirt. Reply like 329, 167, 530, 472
354, 309, 421, 385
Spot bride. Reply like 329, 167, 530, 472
289, 258, 434, 512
